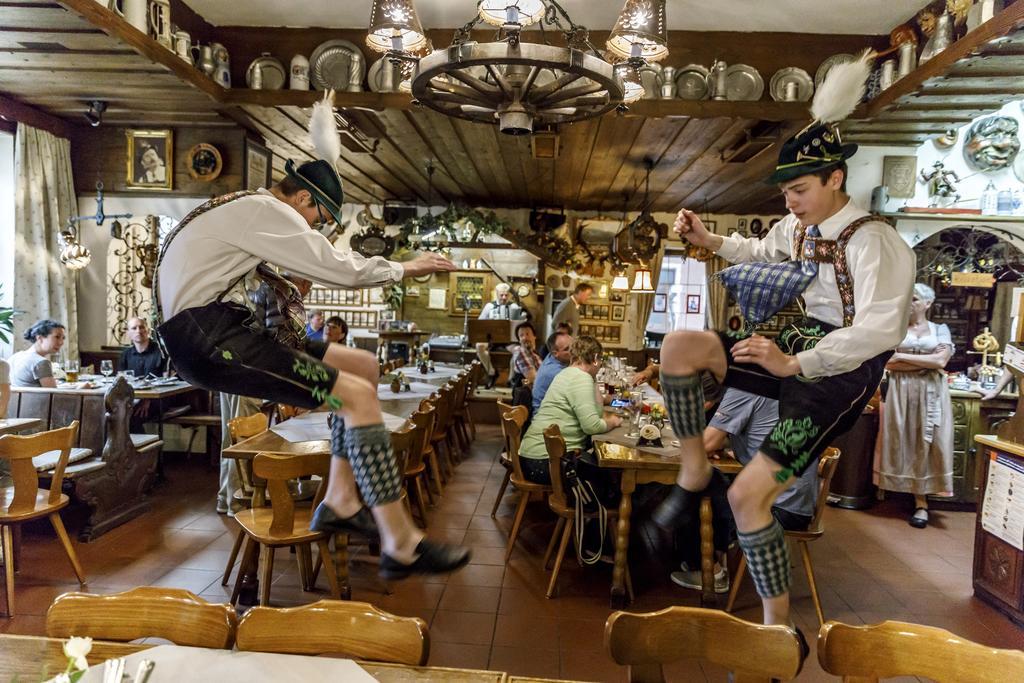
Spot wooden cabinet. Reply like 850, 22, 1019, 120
950, 393, 1018, 505
973, 435, 1024, 627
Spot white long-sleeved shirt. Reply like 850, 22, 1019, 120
715, 200, 914, 378
158, 189, 404, 318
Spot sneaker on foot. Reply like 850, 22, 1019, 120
670, 562, 729, 593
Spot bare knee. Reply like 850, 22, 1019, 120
727, 473, 773, 522
661, 330, 725, 378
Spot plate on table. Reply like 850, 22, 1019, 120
815, 53, 854, 88
310, 39, 365, 91
674, 63, 709, 100
769, 67, 814, 102
723, 64, 764, 101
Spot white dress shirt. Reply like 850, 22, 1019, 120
159, 189, 404, 318
716, 200, 914, 378
479, 301, 525, 320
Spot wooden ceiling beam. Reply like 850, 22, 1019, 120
0, 92, 73, 138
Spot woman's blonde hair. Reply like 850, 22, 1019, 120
571, 335, 603, 365
913, 283, 936, 304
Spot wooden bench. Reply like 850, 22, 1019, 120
5, 378, 161, 541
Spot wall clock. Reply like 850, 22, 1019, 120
515, 283, 531, 298
186, 143, 222, 182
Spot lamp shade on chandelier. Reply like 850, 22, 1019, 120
631, 266, 655, 293
366, 0, 428, 54
477, 0, 546, 29
606, 0, 669, 63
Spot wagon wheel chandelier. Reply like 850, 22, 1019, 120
366, 0, 669, 135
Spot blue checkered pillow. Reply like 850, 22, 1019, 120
715, 260, 817, 327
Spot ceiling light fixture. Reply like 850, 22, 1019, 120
630, 264, 655, 293
59, 220, 91, 270
83, 100, 107, 127
606, 0, 669, 63
369, 0, 667, 135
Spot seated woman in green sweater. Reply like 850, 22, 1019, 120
518, 335, 622, 484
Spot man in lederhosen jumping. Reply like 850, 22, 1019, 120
650, 54, 914, 652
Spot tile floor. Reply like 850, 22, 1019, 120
3, 424, 1022, 681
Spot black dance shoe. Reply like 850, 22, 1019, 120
650, 469, 729, 531
310, 503, 380, 541
908, 507, 929, 529
379, 539, 471, 580
793, 625, 810, 672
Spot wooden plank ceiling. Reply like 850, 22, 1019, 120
1, 0, 1022, 216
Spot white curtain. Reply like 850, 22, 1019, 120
13, 123, 78, 357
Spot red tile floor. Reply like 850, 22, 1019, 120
4, 424, 1022, 681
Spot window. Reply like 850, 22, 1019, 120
645, 253, 707, 334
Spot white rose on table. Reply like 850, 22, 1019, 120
62, 636, 93, 671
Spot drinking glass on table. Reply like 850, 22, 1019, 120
65, 359, 80, 383
100, 360, 113, 380
625, 390, 644, 437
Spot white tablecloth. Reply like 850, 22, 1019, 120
78, 644, 374, 682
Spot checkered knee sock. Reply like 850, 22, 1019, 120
660, 372, 706, 439
346, 423, 403, 506
737, 520, 790, 599
328, 413, 348, 460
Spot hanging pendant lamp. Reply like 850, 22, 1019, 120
631, 264, 655, 293
607, 0, 669, 63
366, 0, 428, 54
477, 0, 546, 29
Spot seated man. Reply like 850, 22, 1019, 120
671, 388, 819, 592
305, 309, 326, 342
476, 283, 527, 388
532, 330, 572, 413
325, 315, 348, 345
120, 317, 167, 377
510, 321, 542, 389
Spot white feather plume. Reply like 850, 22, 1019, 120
309, 89, 341, 167
810, 50, 873, 124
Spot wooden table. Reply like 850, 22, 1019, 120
594, 424, 741, 609
0, 634, 507, 682
0, 417, 41, 436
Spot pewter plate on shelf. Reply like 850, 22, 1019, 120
723, 64, 764, 101
815, 53, 854, 88
769, 67, 814, 102
674, 63, 709, 100
310, 39, 365, 91
368, 56, 402, 92
245, 55, 286, 89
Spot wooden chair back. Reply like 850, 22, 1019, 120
0, 422, 79, 514
46, 587, 238, 649
543, 424, 570, 511
466, 360, 484, 396
499, 406, 529, 481
275, 404, 305, 423
390, 423, 417, 472
803, 447, 841, 537
236, 599, 429, 665
817, 619, 1024, 682
409, 405, 436, 471
605, 606, 803, 683
227, 412, 269, 445
251, 452, 331, 537
430, 385, 453, 439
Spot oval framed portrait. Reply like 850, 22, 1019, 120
187, 143, 222, 182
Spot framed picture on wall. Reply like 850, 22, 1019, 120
244, 138, 273, 191
610, 292, 623, 303
687, 294, 701, 313
125, 129, 173, 190
653, 293, 667, 313
612, 305, 625, 321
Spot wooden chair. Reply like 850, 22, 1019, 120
817, 619, 1024, 682
46, 587, 237, 648
425, 385, 456, 480
405, 406, 437, 527
490, 401, 516, 518
236, 599, 429, 666
416, 395, 446, 496
542, 424, 629, 599
231, 452, 346, 606
391, 423, 426, 527
448, 371, 471, 453
605, 606, 803, 683
0, 422, 85, 616
726, 447, 841, 626
501, 406, 551, 562
221, 412, 270, 587
454, 361, 483, 444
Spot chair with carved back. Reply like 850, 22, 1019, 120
236, 599, 429, 665
406, 406, 437, 527
439, 376, 465, 465
605, 606, 803, 683
817, 619, 1024, 682
416, 395, 446, 495
0, 422, 85, 616
46, 587, 238, 648
425, 385, 455, 481
220, 412, 271, 587
490, 401, 516, 518
390, 423, 426, 527
447, 371, 471, 453
454, 361, 484, 444
230, 452, 347, 606
542, 424, 630, 599
726, 447, 841, 626
501, 406, 551, 563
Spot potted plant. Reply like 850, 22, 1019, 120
0, 284, 15, 345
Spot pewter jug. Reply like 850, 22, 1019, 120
709, 60, 728, 100
660, 66, 677, 99
195, 44, 215, 75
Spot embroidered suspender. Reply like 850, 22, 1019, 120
791, 214, 892, 327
